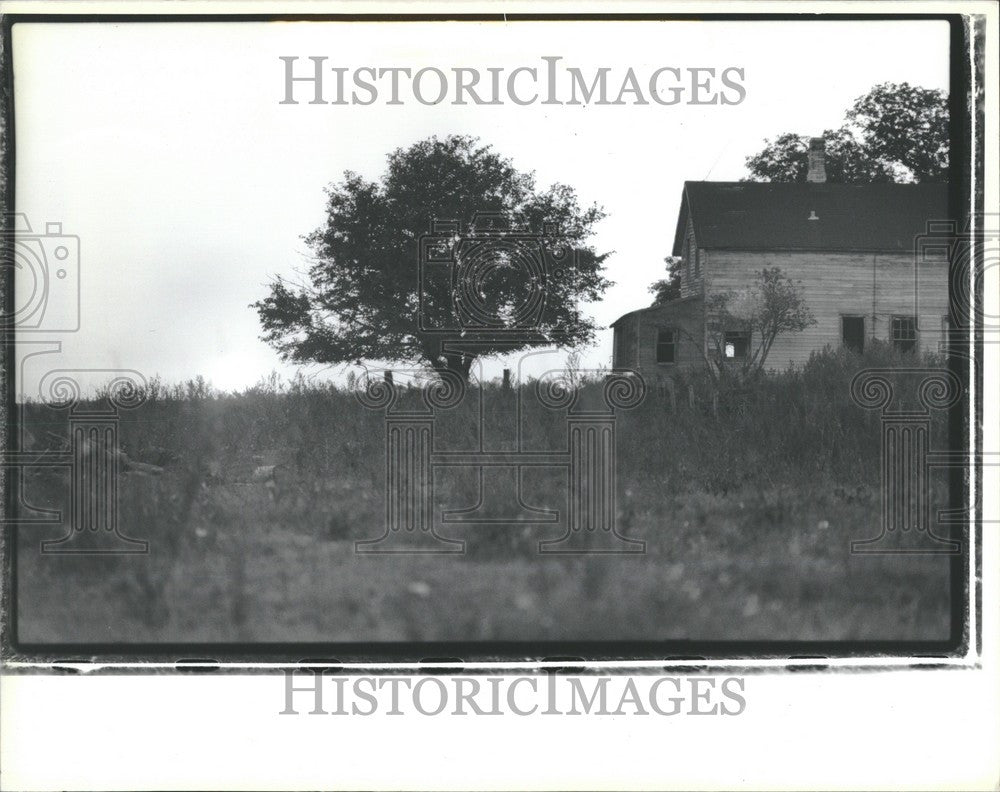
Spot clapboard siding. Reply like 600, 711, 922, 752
612, 299, 705, 376
702, 249, 949, 369
617, 179, 951, 376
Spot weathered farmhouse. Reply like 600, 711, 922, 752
612, 140, 949, 376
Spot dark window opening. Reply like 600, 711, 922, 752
656, 328, 677, 364
842, 316, 865, 354
891, 315, 918, 353
615, 323, 638, 368
723, 331, 751, 360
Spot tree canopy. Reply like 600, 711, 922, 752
254, 135, 610, 382
745, 82, 948, 183
649, 256, 682, 304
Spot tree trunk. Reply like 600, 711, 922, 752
446, 352, 474, 382
425, 349, 475, 384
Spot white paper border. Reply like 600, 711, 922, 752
0, 2, 997, 789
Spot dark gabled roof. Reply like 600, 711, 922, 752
610, 294, 702, 327
671, 181, 948, 255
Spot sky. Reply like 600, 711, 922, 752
12, 19, 950, 396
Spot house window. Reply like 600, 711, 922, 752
723, 331, 751, 360
693, 247, 701, 279
615, 322, 638, 368
891, 315, 918, 353
656, 328, 677, 364
842, 315, 865, 354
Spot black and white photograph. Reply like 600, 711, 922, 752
0, 3, 997, 790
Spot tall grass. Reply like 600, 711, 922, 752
13, 342, 954, 639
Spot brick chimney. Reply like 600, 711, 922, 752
806, 137, 827, 183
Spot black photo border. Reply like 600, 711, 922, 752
0, 9, 983, 670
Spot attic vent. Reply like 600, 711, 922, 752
808, 210, 819, 221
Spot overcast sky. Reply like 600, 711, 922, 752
13, 19, 949, 395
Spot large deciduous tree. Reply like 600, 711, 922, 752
254, 135, 610, 382
745, 82, 948, 184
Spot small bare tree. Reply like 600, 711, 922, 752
702, 267, 816, 385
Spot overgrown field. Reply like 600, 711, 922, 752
14, 345, 957, 644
